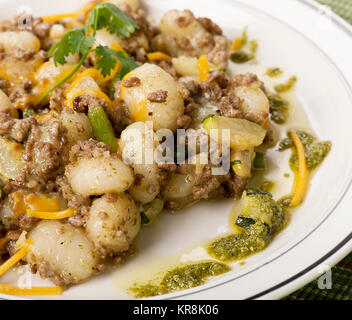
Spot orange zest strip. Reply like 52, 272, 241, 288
0, 284, 62, 296
197, 54, 210, 82
0, 239, 33, 277
290, 132, 308, 206
146, 52, 172, 61
26, 208, 76, 220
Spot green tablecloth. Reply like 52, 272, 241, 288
285, 0, 352, 300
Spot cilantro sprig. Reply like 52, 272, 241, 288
36, 3, 139, 106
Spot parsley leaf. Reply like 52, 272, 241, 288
89, 2, 138, 39
95, 45, 138, 78
48, 27, 94, 66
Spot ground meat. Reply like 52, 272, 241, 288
224, 174, 247, 199
31, 18, 52, 39
18, 214, 39, 231
0, 79, 8, 90
133, 174, 144, 187
34, 261, 66, 286
122, 76, 141, 88
157, 162, 177, 172
0, 17, 17, 32
177, 114, 192, 129
175, 10, 195, 27
197, 17, 223, 35
147, 90, 168, 103
196, 32, 214, 49
178, 78, 200, 99
232, 73, 260, 87
154, 60, 177, 78
219, 92, 242, 118
23, 120, 67, 180
12, 48, 35, 61
200, 81, 223, 102
0, 111, 37, 142
49, 87, 65, 111
56, 176, 91, 225
69, 139, 111, 163
208, 71, 229, 88
157, 170, 169, 187
9, 78, 33, 109
208, 49, 228, 68
106, 101, 132, 134
73, 95, 108, 113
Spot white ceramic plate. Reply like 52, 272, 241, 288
0, 0, 351, 300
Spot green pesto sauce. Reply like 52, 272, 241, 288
274, 76, 297, 93
268, 93, 289, 124
208, 191, 287, 261
266, 67, 283, 78
130, 262, 230, 298
230, 39, 258, 64
259, 180, 275, 193
279, 131, 332, 171
230, 51, 252, 64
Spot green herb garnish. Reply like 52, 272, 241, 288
36, 2, 139, 106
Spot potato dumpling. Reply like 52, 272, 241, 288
162, 172, 196, 201
0, 137, 25, 181
0, 31, 40, 52
105, 0, 140, 12
234, 86, 270, 129
120, 122, 161, 204
160, 10, 207, 57
61, 111, 93, 149
26, 220, 99, 285
86, 194, 141, 255
65, 156, 134, 197
0, 89, 17, 117
122, 64, 184, 132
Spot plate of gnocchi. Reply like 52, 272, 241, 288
0, 0, 351, 300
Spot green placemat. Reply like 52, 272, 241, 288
285, 0, 352, 300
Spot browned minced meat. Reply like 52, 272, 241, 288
219, 92, 242, 119
56, 176, 91, 227
124, 37, 147, 63
69, 139, 112, 163
177, 114, 192, 129
200, 81, 223, 102
31, 18, 52, 39
0, 17, 18, 31
12, 48, 36, 61
192, 166, 247, 200
106, 101, 132, 134
154, 60, 177, 78
175, 10, 195, 28
157, 162, 177, 172
18, 214, 39, 231
147, 90, 168, 103
9, 78, 33, 109
122, 76, 141, 88
49, 87, 65, 111
197, 17, 223, 35
73, 95, 108, 113
231, 73, 265, 91
177, 78, 200, 99
32, 261, 66, 286
23, 120, 67, 179
133, 174, 144, 187
0, 111, 36, 142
